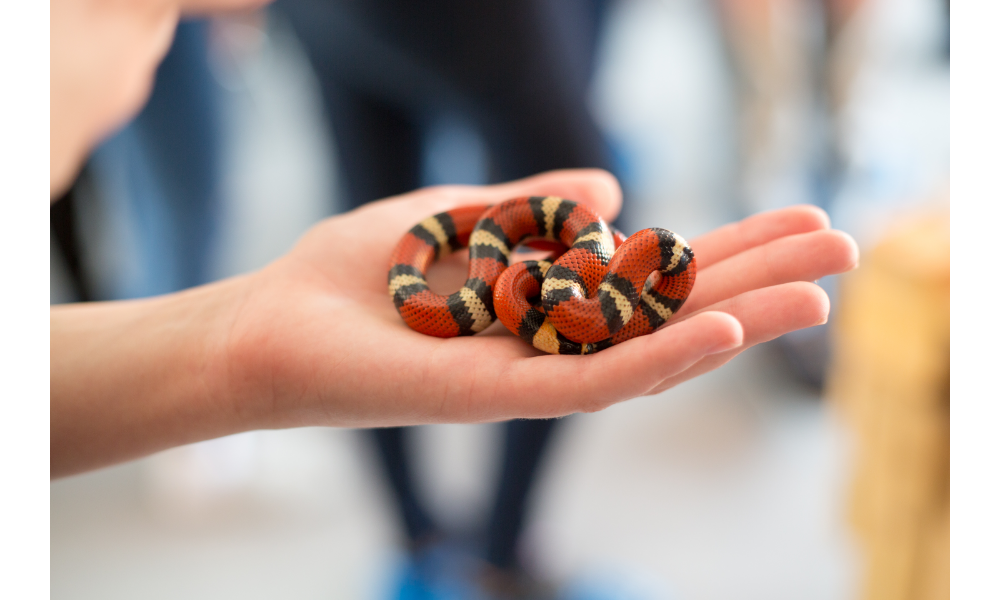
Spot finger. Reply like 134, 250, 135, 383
375, 168, 623, 223
489, 311, 744, 419
690, 205, 831, 269
676, 229, 858, 317
646, 281, 829, 395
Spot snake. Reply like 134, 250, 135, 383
387, 196, 697, 355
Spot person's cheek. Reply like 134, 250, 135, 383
50, 0, 179, 196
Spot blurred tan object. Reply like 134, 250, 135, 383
828, 211, 949, 600
717, 0, 817, 213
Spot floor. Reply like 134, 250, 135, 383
50, 343, 858, 600
51, 0, 949, 597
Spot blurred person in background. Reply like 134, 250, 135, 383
714, 0, 871, 389
713, 0, 949, 387
51, 0, 860, 598
718, 0, 947, 217
716, 0, 869, 217
53, 1, 623, 593
712, 0, 865, 388
271, 1, 622, 596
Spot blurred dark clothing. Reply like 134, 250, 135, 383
275, 0, 613, 208
274, 0, 615, 572
51, 181, 93, 302
372, 418, 562, 570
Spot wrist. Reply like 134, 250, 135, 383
214, 260, 334, 431
50, 274, 264, 477
199, 271, 280, 432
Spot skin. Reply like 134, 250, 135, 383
51, 169, 858, 477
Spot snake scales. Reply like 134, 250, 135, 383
388, 196, 696, 354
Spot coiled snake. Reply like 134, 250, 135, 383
388, 196, 697, 354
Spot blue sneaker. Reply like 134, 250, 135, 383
387, 540, 483, 600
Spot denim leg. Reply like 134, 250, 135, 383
485, 418, 562, 569
370, 427, 439, 544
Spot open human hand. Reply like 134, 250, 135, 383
222, 169, 858, 428
50, 168, 858, 476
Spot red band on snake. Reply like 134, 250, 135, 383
387, 196, 697, 355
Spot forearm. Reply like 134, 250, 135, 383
50, 276, 257, 478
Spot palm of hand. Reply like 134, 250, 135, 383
222, 171, 857, 429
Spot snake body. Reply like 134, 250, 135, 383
388, 196, 696, 354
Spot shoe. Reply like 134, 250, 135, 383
387, 539, 481, 600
